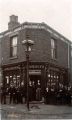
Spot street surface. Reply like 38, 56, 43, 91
0, 103, 72, 119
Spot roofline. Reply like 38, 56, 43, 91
42, 22, 71, 43
0, 21, 71, 44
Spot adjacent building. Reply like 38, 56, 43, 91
0, 15, 72, 93
0, 38, 2, 85
70, 43, 72, 85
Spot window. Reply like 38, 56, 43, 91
51, 38, 57, 59
10, 36, 17, 57
6, 76, 9, 84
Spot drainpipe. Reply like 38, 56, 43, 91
67, 43, 70, 88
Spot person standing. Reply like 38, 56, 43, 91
16, 86, 20, 104
36, 86, 41, 101
45, 87, 49, 104
8, 85, 16, 104
32, 81, 36, 101
1, 84, 6, 104
66, 88, 71, 105
29, 82, 33, 102
19, 84, 25, 104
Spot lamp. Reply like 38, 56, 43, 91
22, 39, 34, 110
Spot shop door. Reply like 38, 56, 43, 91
29, 75, 41, 101
29, 75, 41, 88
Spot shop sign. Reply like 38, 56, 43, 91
3, 66, 20, 71
29, 65, 44, 69
29, 69, 41, 75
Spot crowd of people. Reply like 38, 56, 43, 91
0, 83, 42, 104
44, 86, 72, 105
1, 84, 26, 104
0, 82, 72, 106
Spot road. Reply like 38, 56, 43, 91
0, 103, 72, 119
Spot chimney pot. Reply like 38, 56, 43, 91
8, 15, 20, 30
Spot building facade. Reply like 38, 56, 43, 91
0, 15, 71, 93
0, 38, 2, 85
70, 44, 72, 85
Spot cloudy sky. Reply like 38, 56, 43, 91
0, 0, 72, 41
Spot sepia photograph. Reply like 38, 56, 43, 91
0, 0, 72, 119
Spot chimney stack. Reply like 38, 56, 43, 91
8, 15, 20, 30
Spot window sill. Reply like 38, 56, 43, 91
9, 56, 18, 60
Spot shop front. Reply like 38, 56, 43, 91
2, 62, 68, 96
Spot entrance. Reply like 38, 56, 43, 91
29, 75, 41, 101
29, 75, 41, 88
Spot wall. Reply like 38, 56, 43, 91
70, 45, 72, 86
1, 27, 68, 69
0, 38, 2, 84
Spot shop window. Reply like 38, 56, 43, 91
10, 36, 17, 57
17, 75, 20, 86
57, 75, 59, 79
51, 38, 57, 59
21, 81, 24, 86
13, 75, 16, 86
48, 74, 50, 77
10, 76, 12, 78
48, 79, 50, 82
54, 75, 56, 78
6, 76, 9, 84
51, 75, 53, 78
10, 76, 13, 85
32, 81, 35, 85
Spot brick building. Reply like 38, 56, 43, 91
70, 44, 72, 85
0, 15, 72, 93
0, 38, 2, 84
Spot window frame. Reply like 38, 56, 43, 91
10, 35, 18, 58
51, 38, 57, 59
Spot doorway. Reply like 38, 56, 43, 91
29, 75, 41, 88
29, 75, 41, 101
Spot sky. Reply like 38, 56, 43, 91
0, 0, 72, 41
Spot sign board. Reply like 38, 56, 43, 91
29, 69, 41, 75
29, 65, 44, 69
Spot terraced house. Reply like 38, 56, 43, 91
0, 15, 72, 93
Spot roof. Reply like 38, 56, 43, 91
0, 21, 71, 45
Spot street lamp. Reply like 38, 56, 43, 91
22, 39, 34, 110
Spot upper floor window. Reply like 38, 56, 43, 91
51, 38, 57, 59
10, 36, 17, 57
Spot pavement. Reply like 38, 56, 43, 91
0, 103, 72, 119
